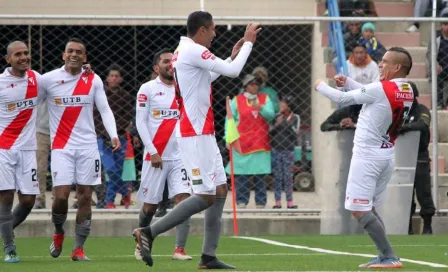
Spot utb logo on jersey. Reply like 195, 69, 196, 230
152, 109, 179, 119
7, 99, 35, 111
54, 96, 90, 106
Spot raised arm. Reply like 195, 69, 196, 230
189, 42, 253, 78
315, 81, 382, 107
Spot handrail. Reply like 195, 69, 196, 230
327, 0, 348, 76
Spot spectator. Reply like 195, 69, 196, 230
252, 66, 280, 113
357, 23, 386, 63
331, 20, 362, 71
95, 65, 134, 209
270, 96, 300, 209
426, 14, 448, 109
34, 101, 51, 209
407, 0, 448, 32
338, 0, 377, 17
225, 75, 275, 208
320, 105, 362, 132
324, 0, 377, 18
346, 44, 380, 85
399, 82, 435, 235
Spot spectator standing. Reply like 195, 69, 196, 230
399, 83, 435, 235
427, 14, 448, 109
225, 75, 275, 208
252, 66, 280, 113
95, 65, 134, 209
270, 97, 299, 209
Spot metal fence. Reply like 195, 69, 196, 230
1, 13, 447, 214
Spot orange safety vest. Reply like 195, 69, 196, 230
236, 93, 270, 155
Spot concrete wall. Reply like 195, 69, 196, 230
1, 0, 317, 25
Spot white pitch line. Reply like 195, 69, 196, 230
26, 252, 325, 258
234, 236, 448, 269
349, 244, 448, 247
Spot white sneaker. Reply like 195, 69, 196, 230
406, 25, 418, 33
237, 203, 247, 208
134, 245, 142, 261
172, 247, 193, 260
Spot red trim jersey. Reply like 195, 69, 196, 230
40, 66, 118, 150
317, 78, 414, 159
135, 77, 180, 161
0, 69, 40, 150
172, 36, 253, 138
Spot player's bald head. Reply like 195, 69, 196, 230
6, 41, 27, 56
387, 47, 413, 76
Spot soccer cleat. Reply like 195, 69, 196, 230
122, 194, 131, 209
368, 257, 403, 269
359, 256, 381, 268
4, 249, 19, 263
198, 258, 236, 269
71, 247, 90, 261
50, 233, 65, 258
133, 228, 154, 267
172, 247, 193, 260
105, 202, 116, 209
134, 244, 142, 261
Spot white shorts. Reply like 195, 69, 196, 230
177, 134, 227, 195
51, 149, 101, 187
137, 159, 191, 204
0, 150, 39, 195
345, 156, 394, 211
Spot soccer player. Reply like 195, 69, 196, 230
40, 38, 120, 261
134, 48, 193, 261
133, 11, 261, 269
314, 47, 415, 269
0, 41, 41, 263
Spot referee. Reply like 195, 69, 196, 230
400, 82, 435, 235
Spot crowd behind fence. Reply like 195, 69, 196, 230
1, 11, 447, 215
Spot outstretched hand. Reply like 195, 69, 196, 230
243, 23, 262, 44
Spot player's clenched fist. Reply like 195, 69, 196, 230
334, 74, 347, 87
243, 23, 262, 44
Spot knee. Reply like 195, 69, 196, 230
20, 195, 36, 209
351, 210, 367, 219
201, 195, 216, 206
54, 189, 70, 202
143, 204, 157, 215
174, 193, 190, 205
216, 184, 228, 198
77, 189, 93, 206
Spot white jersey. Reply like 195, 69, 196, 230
40, 66, 118, 150
172, 36, 253, 137
136, 77, 180, 160
0, 69, 40, 150
317, 77, 414, 159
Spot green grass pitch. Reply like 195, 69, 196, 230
1, 235, 447, 271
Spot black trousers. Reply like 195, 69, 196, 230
410, 161, 436, 219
